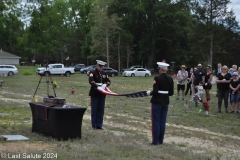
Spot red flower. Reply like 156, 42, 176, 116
71, 86, 75, 94
202, 101, 210, 111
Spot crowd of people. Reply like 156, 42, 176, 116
176, 63, 240, 114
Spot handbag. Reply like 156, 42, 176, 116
238, 90, 240, 98
210, 76, 216, 85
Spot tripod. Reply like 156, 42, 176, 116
32, 67, 57, 102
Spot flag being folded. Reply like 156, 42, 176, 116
97, 84, 148, 98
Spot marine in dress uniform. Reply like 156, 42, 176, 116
89, 60, 111, 129
147, 62, 174, 145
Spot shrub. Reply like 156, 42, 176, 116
22, 70, 33, 75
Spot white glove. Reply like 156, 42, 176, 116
102, 84, 106, 89
146, 90, 151, 96
205, 83, 207, 86
96, 83, 102, 86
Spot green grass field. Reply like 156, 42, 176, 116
0, 66, 240, 160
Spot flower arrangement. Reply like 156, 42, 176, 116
202, 101, 210, 115
71, 86, 75, 94
53, 81, 58, 88
33, 97, 38, 102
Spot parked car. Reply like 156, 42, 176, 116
103, 67, 118, 77
87, 67, 118, 77
80, 65, 96, 74
147, 68, 155, 74
74, 64, 85, 72
0, 65, 18, 76
122, 68, 151, 77
37, 63, 75, 77
121, 65, 142, 74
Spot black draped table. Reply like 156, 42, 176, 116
29, 102, 87, 140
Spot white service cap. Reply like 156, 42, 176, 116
96, 60, 107, 66
157, 62, 170, 69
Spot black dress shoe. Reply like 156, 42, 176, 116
97, 127, 103, 129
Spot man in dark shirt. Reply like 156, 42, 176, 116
89, 60, 111, 129
147, 62, 174, 145
193, 63, 205, 93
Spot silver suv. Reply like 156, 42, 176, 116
0, 65, 18, 76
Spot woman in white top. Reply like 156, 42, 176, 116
176, 65, 188, 100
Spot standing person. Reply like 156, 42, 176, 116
203, 65, 213, 102
215, 63, 222, 97
147, 62, 174, 145
229, 72, 240, 114
185, 68, 193, 96
216, 65, 231, 113
215, 63, 222, 75
190, 67, 197, 99
193, 64, 205, 93
89, 60, 111, 129
176, 65, 188, 100
230, 65, 238, 77
238, 67, 240, 78
229, 65, 237, 105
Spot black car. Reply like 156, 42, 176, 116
74, 64, 85, 72
103, 67, 118, 77
80, 65, 96, 74
87, 67, 118, 77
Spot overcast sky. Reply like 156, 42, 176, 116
228, 0, 240, 23
20, 0, 240, 23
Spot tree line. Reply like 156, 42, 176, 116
0, 0, 239, 72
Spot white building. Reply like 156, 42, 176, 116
0, 50, 21, 65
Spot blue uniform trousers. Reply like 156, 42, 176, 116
151, 104, 168, 144
91, 97, 105, 128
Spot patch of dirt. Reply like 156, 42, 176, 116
0, 91, 34, 104
165, 136, 240, 156
167, 123, 240, 140
0, 98, 29, 103
0, 141, 52, 153
0, 91, 32, 98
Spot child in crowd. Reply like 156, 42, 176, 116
194, 81, 204, 103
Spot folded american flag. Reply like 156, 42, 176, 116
97, 84, 148, 98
